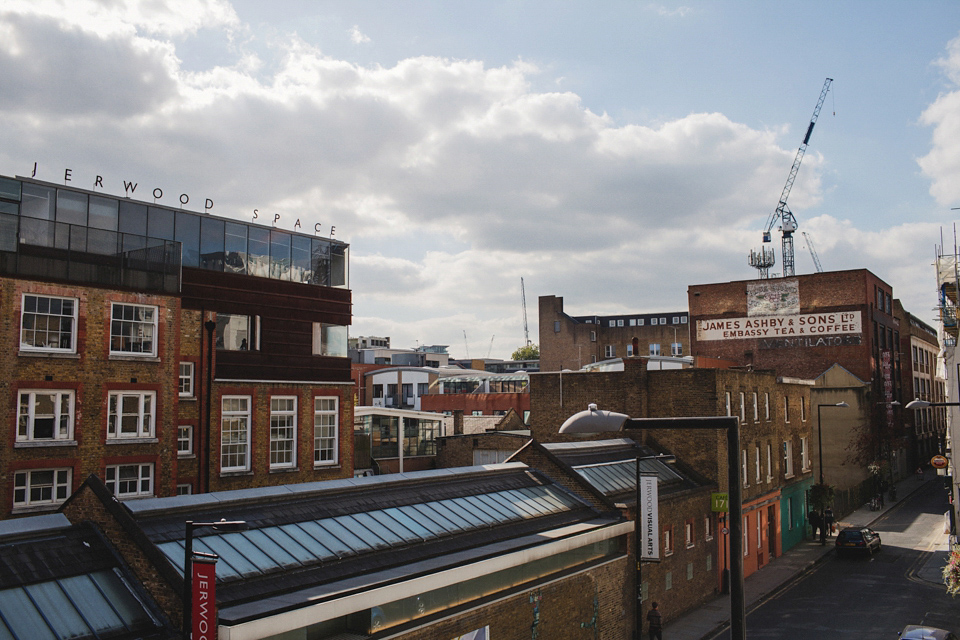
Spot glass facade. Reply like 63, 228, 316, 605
0, 175, 349, 289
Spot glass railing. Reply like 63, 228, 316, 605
0, 212, 181, 294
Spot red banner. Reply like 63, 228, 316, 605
192, 558, 217, 640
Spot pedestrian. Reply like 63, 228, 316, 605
808, 510, 820, 539
824, 507, 834, 536
647, 601, 663, 640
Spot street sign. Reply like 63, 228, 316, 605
711, 492, 729, 512
932, 455, 949, 469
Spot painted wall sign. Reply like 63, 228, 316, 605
747, 279, 800, 316
192, 558, 217, 640
639, 473, 660, 562
759, 335, 863, 350
697, 311, 862, 341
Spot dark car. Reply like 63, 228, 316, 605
835, 526, 881, 556
899, 625, 959, 640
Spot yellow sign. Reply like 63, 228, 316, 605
931, 455, 948, 469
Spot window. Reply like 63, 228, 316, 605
373, 384, 383, 398
755, 446, 761, 484
650, 318, 658, 326
110, 303, 157, 356
590, 331, 597, 342
742, 449, 748, 486
783, 397, 790, 423
312, 322, 347, 357
629, 319, 636, 327
663, 527, 674, 556
743, 517, 749, 556
659, 317, 666, 324
673, 317, 680, 324
800, 397, 807, 422
800, 437, 810, 471
609, 320, 616, 328
766, 444, 773, 482
178, 425, 193, 456
105, 463, 153, 498
554, 321, 560, 333
17, 390, 74, 442
270, 396, 297, 469
604, 345, 615, 358
314, 396, 339, 466
704, 516, 714, 541
681, 316, 688, 324
665, 571, 672, 591
739, 392, 746, 423
221, 396, 251, 472
217, 313, 251, 351
764, 392, 770, 420
626, 344, 634, 356
752, 392, 759, 421
687, 563, 694, 581
757, 514, 762, 549
417, 383, 429, 397
637, 318, 644, 326
725, 392, 732, 417
402, 383, 413, 401
783, 440, 794, 478
787, 497, 794, 530
107, 392, 155, 439
706, 553, 712, 571
685, 520, 695, 548
20, 294, 77, 352
472, 410, 483, 416
649, 343, 661, 356
671, 342, 682, 356
617, 319, 624, 327
177, 484, 193, 495
13, 469, 71, 508
178, 362, 194, 397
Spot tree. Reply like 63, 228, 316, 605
511, 344, 539, 360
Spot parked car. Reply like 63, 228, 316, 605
835, 526, 881, 556
899, 625, 959, 640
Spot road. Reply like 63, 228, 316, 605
710, 479, 957, 639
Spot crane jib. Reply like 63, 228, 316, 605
802, 121, 816, 146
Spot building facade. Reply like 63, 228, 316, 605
539, 294, 691, 372
0, 173, 354, 517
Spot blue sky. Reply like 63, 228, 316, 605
1, 1, 958, 358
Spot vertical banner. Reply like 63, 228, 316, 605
639, 473, 660, 561
192, 558, 217, 640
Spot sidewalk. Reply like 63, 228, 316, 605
663, 474, 949, 640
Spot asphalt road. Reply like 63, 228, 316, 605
710, 479, 957, 639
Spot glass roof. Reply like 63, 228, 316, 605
0, 570, 159, 640
158, 484, 580, 581
573, 458, 683, 496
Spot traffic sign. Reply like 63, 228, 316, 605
932, 455, 948, 469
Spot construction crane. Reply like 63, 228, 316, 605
486, 335, 495, 358
802, 231, 824, 273
463, 330, 469, 359
752, 77, 833, 279
521, 277, 531, 346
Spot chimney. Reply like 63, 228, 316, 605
453, 410, 464, 435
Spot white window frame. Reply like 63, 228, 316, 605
755, 446, 761, 484
649, 343, 661, 356
105, 463, 154, 499
107, 391, 156, 439
109, 302, 158, 357
13, 468, 72, 508
604, 345, 615, 358
178, 425, 193, 457
177, 483, 193, 495
742, 449, 748, 486
704, 516, 714, 541
663, 527, 674, 556
725, 391, 732, 416
650, 318, 658, 326
608, 320, 616, 328
752, 392, 759, 422
764, 392, 770, 420
270, 396, 298, 470
314, 396, 339, 467
17, 390, 75, 443
637, 318, 645, 326
800, 397, 807, 422
743, 516, 749, 556
757, 514, 762, 549
766, 443, 774, 482
221, 396, 251, 472
739, 392, 746, 423
20, 294, 78, 353
671, 342, 682, 356
685, 521, 695, 548
783, 440, 794, 478
179, 362, 195, 397
800, 437, 810, 471
783, 396, 790, 423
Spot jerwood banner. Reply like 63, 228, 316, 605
697, 311, 862, 341
192, 558, 217, 640
639, 473, 660, 562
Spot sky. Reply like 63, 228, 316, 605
1, 1, 959, 360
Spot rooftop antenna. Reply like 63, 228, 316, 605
521, 277, 531, 346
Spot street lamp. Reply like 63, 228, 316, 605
183, 518, 248, 638
559, 405, 745, 640
816, 402, 848, 545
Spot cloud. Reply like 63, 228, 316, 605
918, 35, 960, 206
350, 25, 370, 44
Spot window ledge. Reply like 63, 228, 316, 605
106, 438, 159, 445
313, 463, 341, 470
220, 470, 253, 477
109, 354, 161, 362
270, 467, 300, 474
11, 503, 64, 515
18, 350, 80, 359
15, 440, 78, 448
178, 454, 196, 459
784, 473, 795, 479
179, 396, 197, 402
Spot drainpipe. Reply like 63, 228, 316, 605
203, 318, 216, 494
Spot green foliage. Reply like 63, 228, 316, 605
809, 483, 835, 511
511, 344, 539, 360
944, 546, 960, 597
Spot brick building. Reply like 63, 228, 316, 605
539, 295, 691, 372
688, 270, 911, 493
0, 173, 354, 517
528, 358, 815, 580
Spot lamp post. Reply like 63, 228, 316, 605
183, 519, 248, 638
816, 402, 848, 545
559, 405, 744, 640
